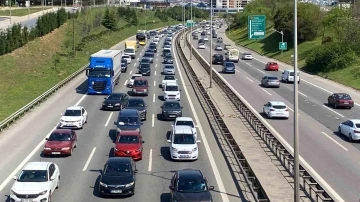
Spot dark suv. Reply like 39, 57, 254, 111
212, 54, 224, 64
114, 109, 143, 132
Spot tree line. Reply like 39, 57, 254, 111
232, 0, 360, 73
154, 6, 209, 22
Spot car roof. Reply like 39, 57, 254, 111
174, 125, 193, 134
52, 129, 72, 134
131, 74, 142, 77
118, 130, 140, 136
165, 81, 178, 86
66, 106, 82, 110
23, 162, 51, 171
175, 117, 194, 122
348, 119, 360, 123
128, 98, 145, 102
134, 77, 148, 81
269, 101, 286, 106
106, 157, 132, 164
177, 169, 203, 179
225, 62, 234, 65
119, 109, 139, 116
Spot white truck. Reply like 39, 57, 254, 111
226, 48, 240, 63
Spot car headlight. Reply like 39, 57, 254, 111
177, 92, 180, 95
44, 147, 51, 150
62, 147, 70, 150
115, 103, 120, 106
100, 182, 108, 187
162, 110, 166, 113
114, 147, 119, 151
60, 119, 65, 122
102, 103, 106, 105
192, 147, 198, 152
76, 119, 81, 122
144, 89, 147, 92
38, 190, 48, 195
136, 147, 142, 152
172, 147, 178, 152
125, 181, 135, 188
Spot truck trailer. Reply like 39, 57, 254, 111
86, 50, 122, 94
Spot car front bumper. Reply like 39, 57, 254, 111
99, 185, 135, 196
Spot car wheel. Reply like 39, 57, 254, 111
349, 134, 353, 142
56, 177, 60, 189
338, 126, 342, 135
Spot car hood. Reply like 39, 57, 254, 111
45, 141, 72, 148
139, 68, 151, 72
164, 91, 179, 95
115, 143, 140, 151
12, 181, 49, 193
174, 191, 212, 202
101, 174, 134, 186
61, 116, 81, 121
126, 106, 146, 112
172, 143, 197, 151
163, 107, 181, 112
104, 99, 121, 104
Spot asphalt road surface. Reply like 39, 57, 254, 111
191, 28, 360, 202
0, 34, 242, 202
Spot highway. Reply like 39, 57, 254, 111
0, 33, 242, 201
190, 28, 360, 201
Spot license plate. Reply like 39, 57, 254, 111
21, 199, 33, 202
169, 115, 176, 117
180, 155, 190, 158
52, 152, 61, 154
276, 113, 282, 115
344, 102, 349, 104
111, 190, 122, 193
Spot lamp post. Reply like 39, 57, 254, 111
183, 4, 185, 47
209, 0, 213, 88
274, 29, 284, 56
190, 0, 192, 60
9, 0, 12, 25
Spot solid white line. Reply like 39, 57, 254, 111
104, 112, 113, 127
83, 147, 96, 171
151, 114, 155, 127
321, 132, 348, 151
154, 71, 157, 76
322, 105, 345, 118
245, 77, 253, 82
124, 80, 128, 86
75, 94, 87, 106
301, 79, 333, 94
256, 68, 265, 74
148, 149, 153, 172
154, 80, 156, 87
129, 70, 133, 75
298, 91, 307, 97
153, 93, 155, 102
173, 40, 230, 202
261, 88, 272, 96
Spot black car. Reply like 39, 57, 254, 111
198, 39, 205, 44
169, 169, 214, 202
150, 42, 157, 47
150, 31, 156, 36
149, 45, 157, 53
114, 109, 143, 132
138, 63, 151, 76
121, 62, 128, 73
102, 93, 129, 110
161, 101, 183, 120
143, 52, 154, 63
162, 49, 171, 57
125, 98, 148, 121
140, 58, 151, 65
164, 55, 174, 64
98, 157, 137, 196
212, 54, 224, 64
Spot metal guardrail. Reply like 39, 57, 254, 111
184, 30, 336, 202
175, 30, 269, 201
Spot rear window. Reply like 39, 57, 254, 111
134, 80, 147, 86
268, 77, 278, 80
273, 105, 286, 109
289, 72, 299, 76
225, 63, 235, 67
338, 94, 352, 100
144, 53, 153, 57
356, 124, 360, 128
165, 66, 174, 69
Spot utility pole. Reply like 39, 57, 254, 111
190, 0, 192, 60
73, 8, 76, 57
28, 0, 31, 19
183, 4, 185, 47
209, 0, 213, 88
9, 0, 12, 25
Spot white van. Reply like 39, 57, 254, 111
281, 70, 300, 83
163, 81, 180, 101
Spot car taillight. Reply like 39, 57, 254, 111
270, 109, 275, 111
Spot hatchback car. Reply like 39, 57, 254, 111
132, 77, 149, 96
212, 54, 225, 64
161, 101, 183, 120
265, 62, 279, 71
169, 169, 214, 202
328, 93, 354, 109
58, 106, 88, 129
114, 109, 143, 132
222, 62, 235, 74
241, 53, 253, 60
203, 36, 209, 41
163, 82, 180, 101
167, 126, 201, 160
163, 49, 171, 56
215, 44, 223, 51
102, 93, 129, 110
113, 131, 144, 160
263, 101, 289, 119
138, 63, 151, 76
163, 65, 176, 75
121, 62, 128, 73
122, 54, 131, 64
198, 43, 206, 49
43, 129, 77, 156
125, 98, 148, 120
193, 35, 199, 40
164, 55, 174, 64
261, 76, 280, 88
338, 119, 360, 141
224, 44, 232, 50
98, 157, 137, 196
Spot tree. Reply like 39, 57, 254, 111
130, 9, 138, 26
102, 8, 117, 30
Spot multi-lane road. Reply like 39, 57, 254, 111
0, 33, 243, 201
191, 27, 360, 201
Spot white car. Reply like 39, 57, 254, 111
10, 162, 60, 202
281, 69, 300, 83
198, 43, 206, 49
203, 36, 209, 41
153, 40, 159, 45
172, 117, 198, 140
154, 36, 160, 42
163, 82, 180, 101
128, 74, 142, 87
164, 45, 171, 51
241, 53, 253, 60
215, 45, 223, 51
122, 54, 131, 64
167, 125, 201, 160
58, 106, 88, 129
263, 101, 289, 119
161, 75, 177, 88
338, 119, 360, 141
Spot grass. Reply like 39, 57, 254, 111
0, 7, 47, 16
226, 27, 360, 90
0, 8, 179, 122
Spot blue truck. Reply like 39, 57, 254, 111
86, 50, 122, 94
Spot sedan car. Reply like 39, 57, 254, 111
217, 37, 223, 43
43, 129, 77, 156
102, 93, 128, 110
128, 74, 142, 87
265, 62, 279, 71
161, 75, 177, 88
143, 52, 154, 63
222, 62, 235, 74
10, 162, 60, 202
327, 93, 354, 109
193, 35, 199, 40
338, 119, 360, 141
263, 101, 289, 119
198, 43, 206, 49
161, 101, 183, 120
215, 44, 223, 51
164, 55, 174, 64
149, 45, 157, 53
138, 63, 151, 76
125, 98, 147, 120
58, 106, 87, 129
98, 157, 137, 196
241, 52, 253, 60
113, 131, 144, 160
122, 54, 131, 64
261, 76, 280, 88
169, 169, 214, 202
121, 62, 128, 73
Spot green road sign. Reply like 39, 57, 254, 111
279, 42, 287, 50
186, 20, 194, 28
248, 15, 266, 39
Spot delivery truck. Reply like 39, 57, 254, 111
125, 40, 137, 59
227, 48, 240, 63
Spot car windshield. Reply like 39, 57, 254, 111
104, 163, 131, 176
121, 59, 127, 63
216, 45, 221, 48
121, 63, 126, 67
122, 55, 129, 59
225, 63, 235, 68
164, 102, 181, 109
134, 80, 147, 86
144, 53, 153, 57
141, 59, 150, 63
140, 64, 150, 69
165, 66, 174, 69
108, 94, 122, 100
150, 46, 156, 49
177, 178, 207, 193
165, 86, 178, 91
64, 109, 81, 116
48, 132, 72, 141
118, 117, 138, 125
87, 69, 111, 78
164, 76, 175, 80
128, 100, 145, 107
272, 105, 286, 109
163, 49, 170, 53
175, 120, 194, 128
18, 170, 48, 182
117, 135, 139, 143
337, 94, 352, 100
124, 49, 134, 53
165, 55, 173, 59
289, 72, 299, 76
173, 134, 195, 144
268, 77, 278, 80
165, 46, 171, 49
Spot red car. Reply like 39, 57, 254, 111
113, 131, 144, 160
327, 93, 354, 109
133, 77, 149, 96
43, 129, 77, 156
265, 62, 279, 71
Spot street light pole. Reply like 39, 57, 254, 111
274, 29, 284, 57
181, 1, 184, 40
72, 8, 76, 57
209, 0, 213, 88
190, 0, 192, 60
183, 4, 185, 47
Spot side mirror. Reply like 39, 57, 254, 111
282, 72, 284, 74
114, 121, 117, 125
113, 140, 116, 143
50, 175, 56, 181
181, 107, 183, 109
171, 124, 174, 127
104, 97, 107, 99
145, 104, 148, 107
141, 123, 144, 125
142, 140, 145, 143
12, 176, 17, 180
167, 139, 171, 143
99, 169, 103, 174
196, 140, 201, 143
264, 104, 267, 106
60, 113, 63, 116
180, 89, 182, 91
45, 138, 49, 140
195, 125, 198, 128
160, 106, 163, 109
134, 169, 138, 173
169, 186, 174, 190
209, 186, 214, 190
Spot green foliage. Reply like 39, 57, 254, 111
101, 8, 118, 30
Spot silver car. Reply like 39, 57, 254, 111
215, 44, 223, 51
261, 76, 280, 88
162, 65, 175, 75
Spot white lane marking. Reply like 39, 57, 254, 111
153, 93, 155, 103
151, 114, 155, 127
75, 94, 87, 106
173, 41, 230, 202
154, 80, 156, 87
245, 77, 253, 82
298, 91, 307, 97
246, 62, 251, 66
157, 53, 159, 57
322, 105, 345, 118
134, 62, 137, 66
129, 70, 133, 75
256, 68, 265, 74
321, 132, 348, 151
235, 69, 240, 72
261, 88, 272, 96
154, 71, 157, 76
137, 58, 139, 61
124, 80, 128, 86
301, 79, 333, 94
155, 64, 158, 68
148, 149, 153, 172
156, 58, 158, 61
83, 147, 96, 171
104, 112, 113, 127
